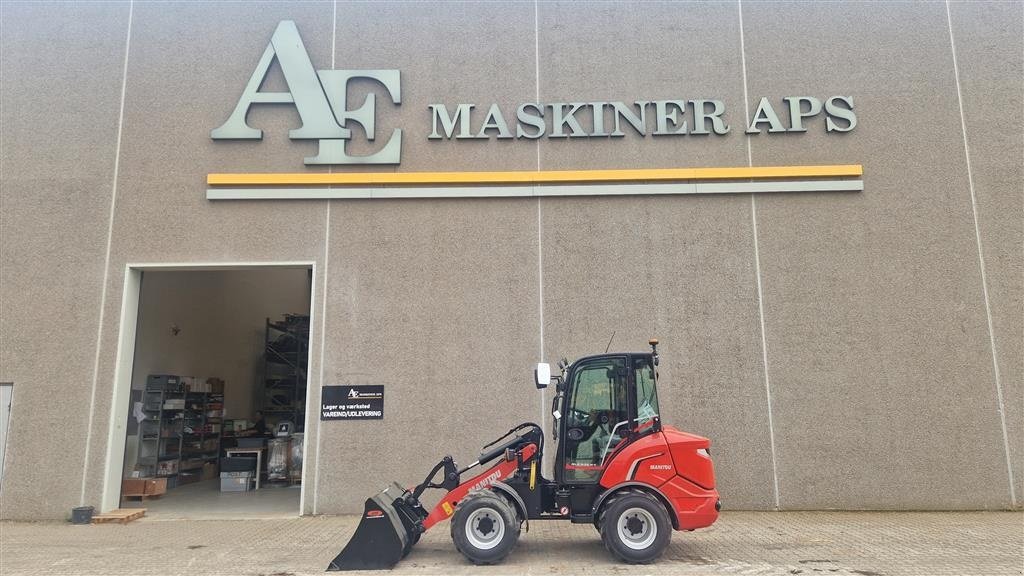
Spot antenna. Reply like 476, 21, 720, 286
605, 330, 616, 353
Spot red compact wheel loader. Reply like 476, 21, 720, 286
327, 339, 720, 570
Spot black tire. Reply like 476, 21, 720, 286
450, 490, 521, 565
598, 488, 672, 564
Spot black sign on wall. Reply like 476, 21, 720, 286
321, 385, 384, 420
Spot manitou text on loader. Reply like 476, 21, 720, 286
327, 340, 721, 570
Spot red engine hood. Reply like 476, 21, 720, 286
661, 425, 711, 448
662, 425, 715, 490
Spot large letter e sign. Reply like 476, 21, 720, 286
211, 21, 401, 165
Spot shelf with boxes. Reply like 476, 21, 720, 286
179, 378, 224, 485
134, 375, 224, 490
262, 315, 309, 431
137, 375, 185, 487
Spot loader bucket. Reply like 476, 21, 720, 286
327, 485, 413, 571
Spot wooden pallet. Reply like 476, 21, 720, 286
92, 508, 146, 524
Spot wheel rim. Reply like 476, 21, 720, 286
465, 506, 505, 550
617, 507, 657, 550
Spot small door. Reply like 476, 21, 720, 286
0, 383, 12, 488
561, 357, 629, 483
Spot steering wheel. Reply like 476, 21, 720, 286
568, 407, 589, 427
588, 409, 612, 427
566, 408, 605, 443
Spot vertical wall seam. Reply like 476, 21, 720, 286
945, 0, 1016, 507
312, 0, 338, 516
534, 0, 542, 175
0, 3, 4, 216
738, 0, 781, 510
313, 206, 330, 516
80, 0, 133, 507
534, 0, 546, 435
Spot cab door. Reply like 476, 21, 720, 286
557, 356, 631, 485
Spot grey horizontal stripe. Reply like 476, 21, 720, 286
206, 180, 863, 200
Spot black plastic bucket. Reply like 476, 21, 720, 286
71, 506, 94, 525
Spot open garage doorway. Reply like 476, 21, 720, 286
109, 264, 314, 519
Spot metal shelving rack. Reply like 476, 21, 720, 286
262, 315, 309, 432
179, 390, 223, 484
137, 375, 185, 488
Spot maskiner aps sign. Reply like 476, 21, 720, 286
211, 21, 857, 167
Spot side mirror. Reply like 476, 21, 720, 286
534, 363, 551, 389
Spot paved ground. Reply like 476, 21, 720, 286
1, 512, 1021, 576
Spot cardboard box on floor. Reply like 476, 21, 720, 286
122, 478, 167, 497
201, 462, 218, 481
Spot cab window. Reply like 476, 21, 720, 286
634, 357, 660, 429
563, 357, 628, 482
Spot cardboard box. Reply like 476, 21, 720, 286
144, 478, 167, 495
122, 478, 147, 497
201, 462, 218, 481
122, 477, 166, 497
207, 378, 225, 394
156, 460, 178, 476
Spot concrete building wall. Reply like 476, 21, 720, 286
0, 1, 133, 519
0, 1, 1020, 519
741, 0, 1016, 510
949, 0, 1024, 506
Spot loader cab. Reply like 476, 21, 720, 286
553, 352, 661, 486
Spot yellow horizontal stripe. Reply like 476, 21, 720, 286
207, 165, 862, 186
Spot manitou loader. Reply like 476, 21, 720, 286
328, 340, 720, 570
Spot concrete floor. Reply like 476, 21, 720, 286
121, 478, 300, 519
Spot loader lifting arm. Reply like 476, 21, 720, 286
423, 441, 537, 530
327, 425, 541, 571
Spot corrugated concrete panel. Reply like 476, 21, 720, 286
949, 0, 1024, 508
107, 1, 332, 262
310, 1, 542, 514
743, 1, 1011, 509
538, 194, 777, 510
78, 1, 333, 511
536, 1, 775, 509
317, 198, 540, 514
0, 1, 130, 520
